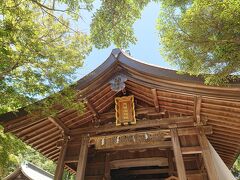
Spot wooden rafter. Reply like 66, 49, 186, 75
4, 117, 47, 133
194, 95, 202, 124
151, 88, 160, 112
48, 116, 69, 135
85, 98, 100, 119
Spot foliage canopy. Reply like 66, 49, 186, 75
0, 0, 92, 114
157, 0, 240, 85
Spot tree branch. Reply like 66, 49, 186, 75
40, 7, 80, 34
30, 0, 86, 15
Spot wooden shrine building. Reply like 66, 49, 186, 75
4, 162, 54, 180
0, 49, 240, 180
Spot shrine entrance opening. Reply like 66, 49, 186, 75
111, 166, 169, 180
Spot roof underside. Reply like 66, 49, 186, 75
0, 49, 240, 171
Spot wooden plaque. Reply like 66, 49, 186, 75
89, 130, 170, 150
115, 96, 136, 126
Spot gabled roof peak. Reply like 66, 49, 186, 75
111, 48, 122, 58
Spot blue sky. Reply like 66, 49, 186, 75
74, 1, 173, 80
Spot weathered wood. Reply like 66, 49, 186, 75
110, 157, 168, 169
170, 127, 187, 180
86, 98, 100, 119
24, 127, 59, 143
103, 153, 111, 180
90, 129, 170, 150
181, 146, 202, 155
114, 168, 169, 175
48, 117, 69, 134
167, 150, 174, 176
17, 122, 55, 137
4, 117, 48, 134
99, 107, 159, 119
194, 96, 202, 124
197, 126, 218, 180
151, 88, 160, 112
32, 131, 60, 147
76, 136, 89, 180
65, 149, 167, 164
177, 126, 212, 136
70, 116, 194, 135
69, 126, 212, 148
97, 141, 172, 152
54, 136, 68, 180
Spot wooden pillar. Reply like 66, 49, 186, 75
54, 137, 68, 180
103, 153, 111, 180
197, 126, 218, 180
76, 136, 89, 180
167, 150, 174, 176
170, 126, 187, 180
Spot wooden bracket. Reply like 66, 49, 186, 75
56, 135, 70, 149
48, 116, 69, 135
85, 98, 100, 119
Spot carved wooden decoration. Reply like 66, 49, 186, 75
115, 95, 136, 126
89, 130, 170, 150
110, 74, 127, 92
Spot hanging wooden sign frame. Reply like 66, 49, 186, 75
115, 95, 136, 126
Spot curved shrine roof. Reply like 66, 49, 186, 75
0, 49, 239, 171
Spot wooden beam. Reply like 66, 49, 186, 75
114, 168, 169, 175
170, 126, 187, 180
110, 157, 168, 169
69, 126, 212, 148
197, 126, 218, 180
48, 117, 69, 134
100, 141, 172, 151
151, 88, 160, 112
70, 116, 194, 135
76, 136, 89, 180
194, 96, 202, 124
181, 146, 202, 155
54, 136, 68, 180
177, 126, 212, 136
85, 98, 100, 119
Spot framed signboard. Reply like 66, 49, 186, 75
115, 96, 136, 126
